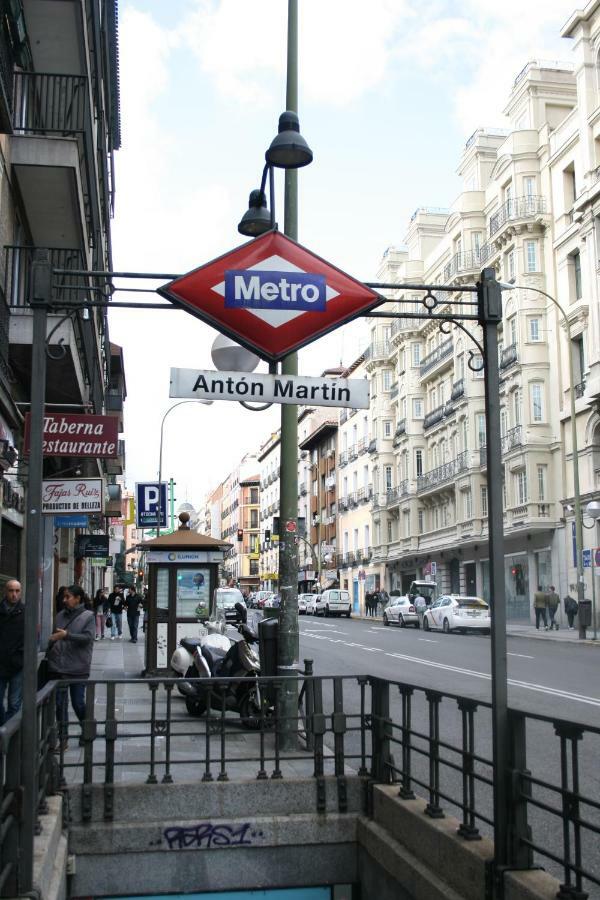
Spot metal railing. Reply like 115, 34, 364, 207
364, 342, 391, 364
5, 675, 598, 898
443, 250, 481, 282
423, 404, 446, 430
420, 337, 453, 377
417, 451, 468, 492
12, 71, 88, 136
574, 380, 586, 399
500, 343, 518, 369
489, 195, 546, 237
451, 378, 465, 400
502, 425, 522, 453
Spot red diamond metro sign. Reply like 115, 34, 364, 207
157, 231, 381, 363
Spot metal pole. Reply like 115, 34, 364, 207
480, 268, 510, 892
592, 546, 598, 641
157, 401, 203, 537
21, 251, 52, 892
277, 0, 300, 749
169, 477, 175, 532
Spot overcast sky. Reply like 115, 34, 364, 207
109, 0, 574, 512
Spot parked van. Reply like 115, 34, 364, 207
316, 589, 351, 618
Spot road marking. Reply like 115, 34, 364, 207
418, 638, 439, 643
301, 632, 600, 707
508, 652, 534, 659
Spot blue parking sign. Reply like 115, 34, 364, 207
135, 482, 167, 528
582, 549, 592, 568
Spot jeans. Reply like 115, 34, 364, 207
548, 606, 558, 629
111, 612, 123, 637
55, 677, 87, 739
95, 612, 105, 638
535, 607, 547, 629
567, 611, 576, 628
0, 671, 23, 725
127, 612, 140, 642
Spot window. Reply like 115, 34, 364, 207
382, 325, 392, 343
509, 316, 517, 346
418, 509, 424, 534
399, 348, 406, 372
525, 240, 538, 273
573, 335, 585, 383
353, 528, 359, 550
524, 176, 535, 198
383, 420, 392, 438
515, 470, 528, 505
476, 413, 486, 449
364, 524, 370, 549
530, 382, 544, 422
384, 465, 392, 491
415, 449, 423, 477
387, 519, 393, 543
537, 465, 546, 501
457, 353, 465, 380
343, 476, 348, 497
472, 232, 482, 255
401, 398, 407, 418
513, 390, 521, 426
463, 489, 472, 520
481, 485, 488, 517
462, 418, 468, 451
363, 465, 369, 489
506, 249, 515, 281
382, 369, 392, 392
471, 354, 484, 377
413, 398, 424, 419
403, 510, 410, 538
572, 250, 582, 300
411, 343, 422, 367
528, 317, 541, 342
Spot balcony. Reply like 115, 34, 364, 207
500, 343, 518, 370
423, 405, 446, 431
390, 382, 399, 400
358, 438, 368, 455
489, 195, 547, 238
386, 486, 399, 507
325, 476, 336, 491
340, 409, 348, 425
364, 342, 391, 368
502, 425, 522, 453
106, 387, 124, 412
574, 380, 586, 399
339, 450, 348, 467
416, 451, 468, 493
451, 379, 465, 401
420, 338, 453, 377
361, 547, 372, 563
398, 479, 409, 497
393, 420, 406, 448
105, 440, 125, 476
348, 444, 358, 462
368, 439, 377, 454
338, 496, 349, 512
348, 491, 359, 508
443, 250, 481, 282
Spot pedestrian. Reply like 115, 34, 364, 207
564, 593, 578, 630
0, 579, 24, 724
108, 585, 125, 639
142, 588, 149, 633
93, 587, 107, 640
547, 585, 560, 631
45, 584, 95, 749
533, 586, 548, 630
124, 587, 143, 643
54, 585, 67, 614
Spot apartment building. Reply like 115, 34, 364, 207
214, 455, 259, 592
0, 1, 123, 612
258, 432, 280, 591
365, 47, 600, 620
298, 413, 338, 592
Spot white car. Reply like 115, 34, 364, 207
316, 589, 351, 618
383, 596, 419, 628
306, 594, 321, 614
298, 593, 313, 614
422, 595, 491, 634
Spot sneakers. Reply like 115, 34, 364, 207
111, 636, 115, 640
95, 636, 99, 641
544, 626, 549, 630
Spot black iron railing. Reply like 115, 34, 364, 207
2, 675, 599, 897
489, 195, 546, 237
420, 337, 453, 376
443, 250, 481, 282
12, 71, 87, 136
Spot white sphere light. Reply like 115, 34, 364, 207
211, 335, 260, 373
586, 500, 600, 519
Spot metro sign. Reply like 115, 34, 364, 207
158, 231, 381, 362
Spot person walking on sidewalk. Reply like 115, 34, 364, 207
108, 585, 125, 639
533, 586, 548, 630
93, 587, 108, 640
0, 580, 24, 724
547, 586, 560, 631
564, 593, 578, 630
46, 584, 95, 748
124, 587, 143, 643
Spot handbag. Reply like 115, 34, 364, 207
105, 613, 113, 628
37, 657, 50, 690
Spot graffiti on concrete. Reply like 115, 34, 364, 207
163, 822, 263, 849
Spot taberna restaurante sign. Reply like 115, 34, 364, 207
170, 368, 369, 409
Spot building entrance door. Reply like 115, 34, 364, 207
464, 563, 476, 596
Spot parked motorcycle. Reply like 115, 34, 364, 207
170, 604, 265, 727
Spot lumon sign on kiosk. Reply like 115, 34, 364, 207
141, 515, 230, 676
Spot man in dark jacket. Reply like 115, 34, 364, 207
46, 584, 95, 748
0, 580, 24, 724
107, 585, 125, 639
124, 588, 143, 643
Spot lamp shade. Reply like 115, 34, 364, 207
265, 110, 313, 169
237, 189, 272, 237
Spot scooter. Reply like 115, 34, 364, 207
171, 604, 265, 727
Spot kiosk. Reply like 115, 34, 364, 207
141, 513, 231, 675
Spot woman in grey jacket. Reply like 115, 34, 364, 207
47, 584, 95, 748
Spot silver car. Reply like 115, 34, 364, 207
383, 596, 419, 628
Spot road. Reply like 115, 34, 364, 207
290, 613, 600, 896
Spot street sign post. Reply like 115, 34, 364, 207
158, 230, 381, 363
135, 482, 167, 529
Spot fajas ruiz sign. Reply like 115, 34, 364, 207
24, 413, 119, 458
41, 478, 104, 515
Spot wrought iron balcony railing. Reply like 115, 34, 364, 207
451, 378, 465, 400
423, 404, 446, 431
443, 250, 481, 282
574, 380, 586, 399
502, 425, 522, 453
416, 451, 468, 492
489, 195, 546, 237
364, 342, 391, 364
420, 337, 453, 377
500, 343, 518, 369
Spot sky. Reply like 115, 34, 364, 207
109, 0, 575, 512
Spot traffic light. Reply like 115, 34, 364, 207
265, 528, 271, 543
237, 529, 243, 542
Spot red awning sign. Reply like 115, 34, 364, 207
158, 231, 381, 362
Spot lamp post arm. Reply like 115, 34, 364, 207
157, 400, 204, 537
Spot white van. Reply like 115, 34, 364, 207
316, 589, 351, 618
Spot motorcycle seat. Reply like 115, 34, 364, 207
201, 644, 226, 675
180, 637, 203, 653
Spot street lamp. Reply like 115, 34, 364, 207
499, 282, 587, 638
156, 400, 211, 537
